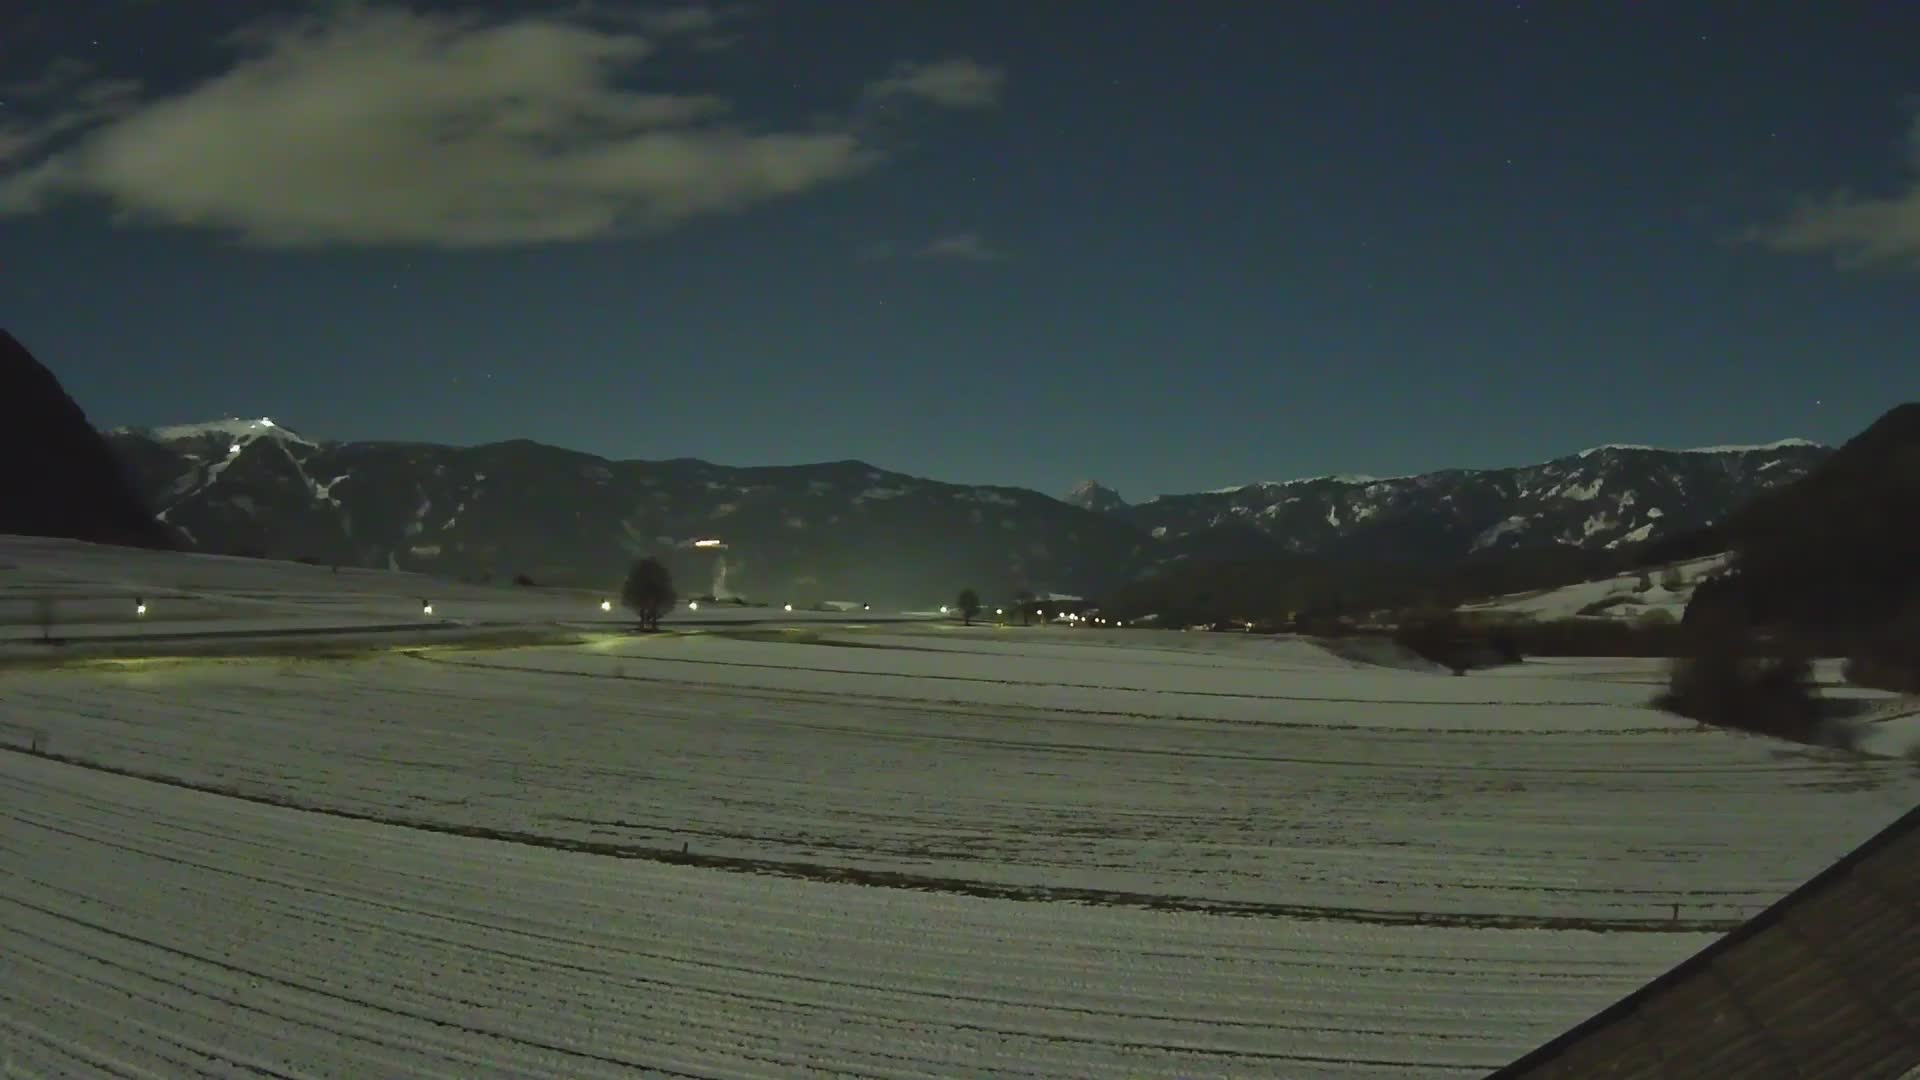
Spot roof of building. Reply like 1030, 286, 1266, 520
1492, 801, 1920, 1079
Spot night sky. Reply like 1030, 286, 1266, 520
2, 3, 1916, 500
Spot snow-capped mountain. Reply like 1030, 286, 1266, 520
1063, 480, 1128, 514
104, 417, 1828, 601
103, 427, 1148, 604
1106, 441, 1829, 563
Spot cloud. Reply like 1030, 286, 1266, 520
918, 232, 1000, 261
633, 5, 724, 35
864, 58, 1004, 109
567, 2, 738, 38
1748, 115, 1920, 268
0, 5, 890, 247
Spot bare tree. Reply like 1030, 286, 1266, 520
1014, 589, 1035, 626
956, 588, 982, 626
623, 557, 677, 632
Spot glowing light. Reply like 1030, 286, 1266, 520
134, 600, 147, 616
689, 601, 700, 611
783, 603, 793, 612
692, 538, 724, 548
599, 599, 612, 612
995, 608, 1004, 616
421, 603, 434, 616
259, 417, 274, 427
228, 443, 242, 455
939, 605, 949, 614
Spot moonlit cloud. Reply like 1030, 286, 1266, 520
1748, 115, 1920, 268
0, 5, 984, 248
919, 232, 1001, 261
864, 58, 1005, 109
567, 2, 737, 38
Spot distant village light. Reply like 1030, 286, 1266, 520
421, 601, 434, 616
783, 603, 793, 612
134, 598, 147, 616
939, 605, 949, 615
689, 601, 700, 611
600, 599, 612, 612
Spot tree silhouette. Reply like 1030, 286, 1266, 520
1014, 589, 1035, 626
622, 557, 676, 632
956, 588, 981, 626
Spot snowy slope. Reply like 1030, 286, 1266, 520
1459, 554, 1730, 622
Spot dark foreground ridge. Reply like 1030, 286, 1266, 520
0, 329, 172, 549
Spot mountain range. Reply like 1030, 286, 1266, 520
98, 414, 1826, 604
1, 324, 1840, 606
1073, 438, 1828, 564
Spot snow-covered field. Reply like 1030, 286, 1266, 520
0, 535, 925, 651
4, 538, 1918, 1076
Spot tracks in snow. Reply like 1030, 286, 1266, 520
0, 741, 1738, 936
4, 752, 1676, 1078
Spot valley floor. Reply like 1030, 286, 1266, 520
3, 538, 1917, 1076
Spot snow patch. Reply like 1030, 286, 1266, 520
404, 495, 432, 538
147, 417, 317, 448
312, 474, 351, 507
1608, 523, 1655, 547
1471, 516, 1531, 552
1559, 478, 1602, 501
1577, 437, 1820, 459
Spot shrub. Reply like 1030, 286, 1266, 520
1842, 612, 1920, 693
1394, 611, 1472, 674
513, 573, 538, 587
1655, 625, 1822, 742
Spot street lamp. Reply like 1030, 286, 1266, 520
600, 599, 613, 612
689, 600, 701, 611
421, 599, 434, 616
134, 598, 147, 616
783, 603, 793, 612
